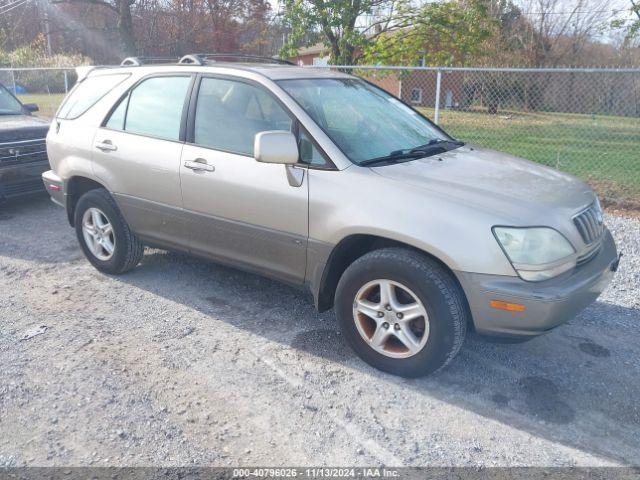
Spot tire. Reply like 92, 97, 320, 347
334, 247, 468, 377
74, 188, 144, 274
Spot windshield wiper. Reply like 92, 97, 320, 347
408, 139, 464, 153
359, 139, 465, 167
359, 150, 429, 167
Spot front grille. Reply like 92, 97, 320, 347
1, 177, 45, 198
573, 202, 604, 245
0, 139, 48, 167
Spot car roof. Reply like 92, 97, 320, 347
88, 62, 352, 81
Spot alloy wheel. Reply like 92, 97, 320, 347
82, 207, 115, 261
352, 279, 429, 359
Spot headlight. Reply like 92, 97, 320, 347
493, 227, 576, 281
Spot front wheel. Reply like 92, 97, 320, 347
334, 248, 468, 377
74, 188, 144, 274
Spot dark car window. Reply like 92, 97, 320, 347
193, 77, 292, 156
0, 84, 24, 115
299, 130, 327, 167
57, 73, 129, 120
105, 76, 192, 141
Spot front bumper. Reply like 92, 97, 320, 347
456, 229, 619, 338
0, 161, 49, 200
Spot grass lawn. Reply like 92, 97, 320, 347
419, 108, 640, 205
16, 93, 66, 119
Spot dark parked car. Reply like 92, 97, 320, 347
0, 82, 50, 201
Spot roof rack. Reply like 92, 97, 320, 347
121, 56, 179, 66
178, 54, 205, 65
178, 53, 294, 66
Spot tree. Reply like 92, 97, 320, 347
52, 0, 138, 55
630, 0, 640, 39
518, 0, 615, 66
279, 0, 406, 65
362, 0, 497, 66
611, 0, 640, 44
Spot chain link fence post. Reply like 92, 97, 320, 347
434, 69, 442, 125
10, 68, 17, 95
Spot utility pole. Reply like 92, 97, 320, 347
38, 0, 53, 56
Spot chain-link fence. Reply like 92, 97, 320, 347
0, 67, 77, 119
317, 65, 640, 208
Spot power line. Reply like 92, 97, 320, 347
0, 0, 28, 15
0, 0, 28, 10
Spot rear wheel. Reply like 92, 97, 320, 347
335, 248, 468, 377
74, 188, 144, 274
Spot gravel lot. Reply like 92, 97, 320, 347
1, 195, 639, 467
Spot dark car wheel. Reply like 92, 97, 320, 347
335, 247, 469, 377
74, 188, 144, 274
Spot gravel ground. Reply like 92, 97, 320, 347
0, 195, 639, 467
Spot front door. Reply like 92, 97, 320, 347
93, 74, 193, 249
179, 76, 308, 284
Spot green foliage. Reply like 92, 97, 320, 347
609, 1, 639, 45
279, 0, 387, 64
0, 35, 90, 68
362, 0, 497, 66
0, 37, 91, 93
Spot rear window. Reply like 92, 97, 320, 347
57, 73, 130, 119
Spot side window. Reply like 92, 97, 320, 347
124, 76, 191, 141
299, 130, 327, 167
57, 73, 129, 119
106, 95, 128, 130
194, 77, 292, 156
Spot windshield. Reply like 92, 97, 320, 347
0, 84, 24, 115
278, 78, 453, 164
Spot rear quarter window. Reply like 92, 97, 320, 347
57, 73, 130, 120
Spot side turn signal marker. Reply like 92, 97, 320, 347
490, 300, 526, 312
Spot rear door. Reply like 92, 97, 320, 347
179, 75, 308, 284
93, 74, 194, 249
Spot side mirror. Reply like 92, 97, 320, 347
23, 103, 39, 113
254, 131, 299, 165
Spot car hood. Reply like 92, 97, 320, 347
0, 114, 50, 142
369, 145, 595, 224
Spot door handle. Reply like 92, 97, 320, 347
184, 159, 214, 172
95, 140, 117, 152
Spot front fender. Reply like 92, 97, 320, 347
308, 167, 516, 277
